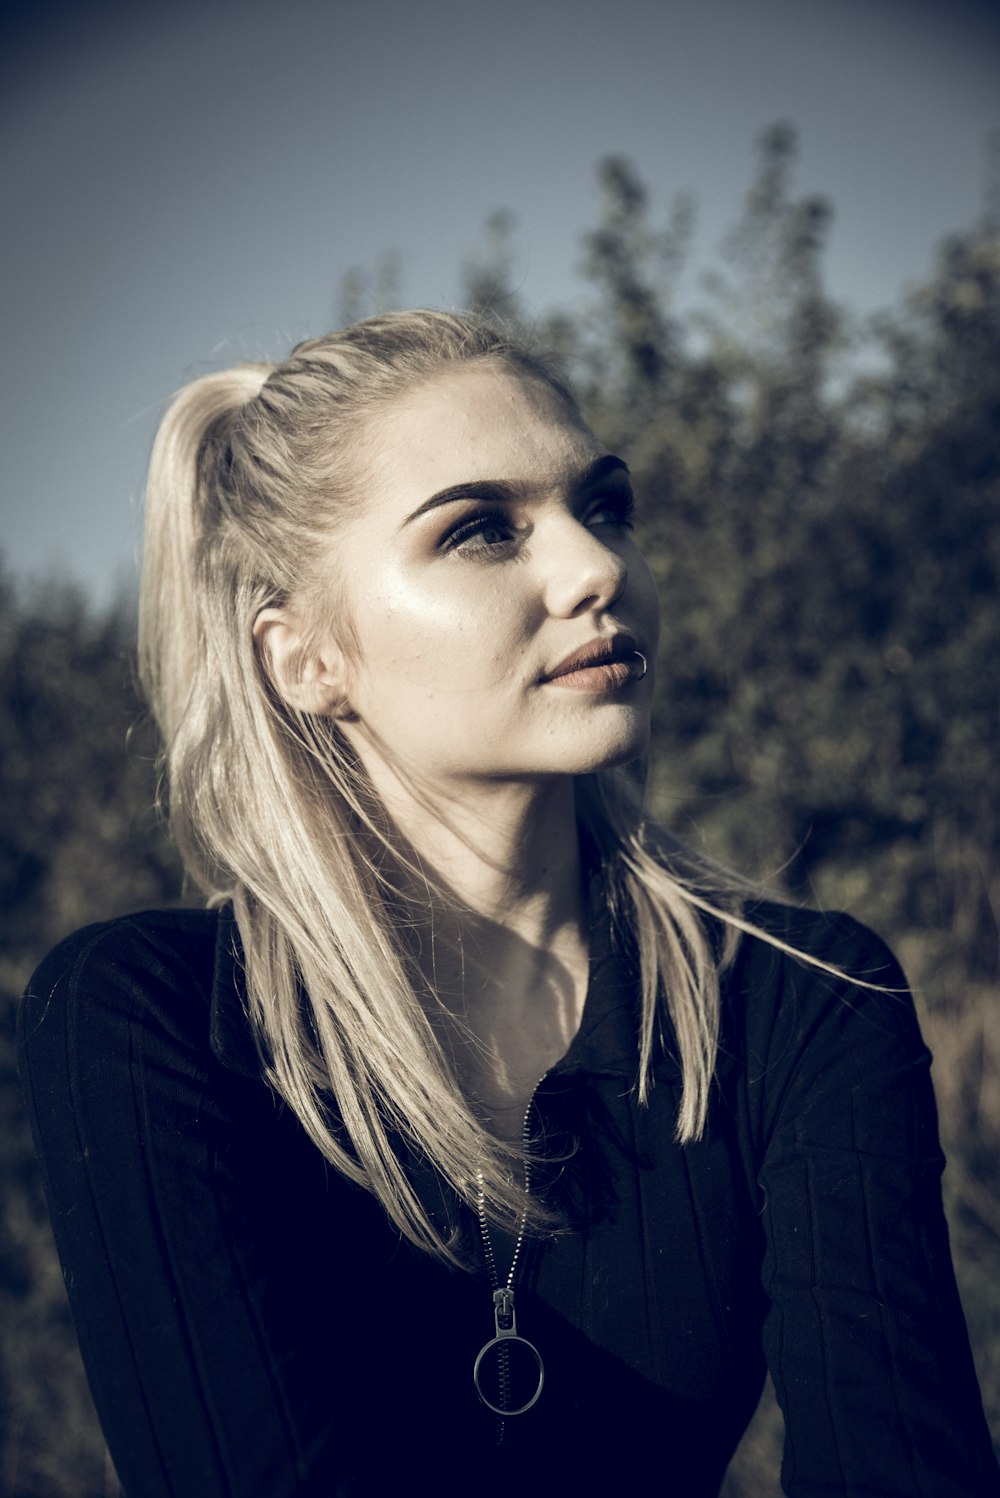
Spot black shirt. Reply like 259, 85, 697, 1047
17, 900, 1000, 1495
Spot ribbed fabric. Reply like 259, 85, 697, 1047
17, 899, 1000, 1496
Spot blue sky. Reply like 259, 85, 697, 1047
3, 0, 999, 603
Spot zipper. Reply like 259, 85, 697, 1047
474, 1080, 546, 1444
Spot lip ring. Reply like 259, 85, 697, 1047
633, 651, 647, 680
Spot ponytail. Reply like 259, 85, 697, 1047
138, 364, 272, 751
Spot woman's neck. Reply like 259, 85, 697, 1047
373, 772, 592, 1136
366, 757, 582, 928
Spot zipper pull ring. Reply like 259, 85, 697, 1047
474, 1287, 545, 1415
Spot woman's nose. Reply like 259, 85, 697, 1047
540, 517, 628, 619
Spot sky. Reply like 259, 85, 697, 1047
2, 0, 999, 605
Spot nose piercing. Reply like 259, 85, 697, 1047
633, 651, 647, 679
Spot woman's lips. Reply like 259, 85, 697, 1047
542, 633, 645, 692
547, 658, 643, 691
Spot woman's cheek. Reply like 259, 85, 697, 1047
349, 571, 519, 696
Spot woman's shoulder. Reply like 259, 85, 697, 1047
25, 906, 225, 998
719, 899, 930, 1138
649, 835, 903, 986
734, 898, 905, 984
19, 906, 232, 1072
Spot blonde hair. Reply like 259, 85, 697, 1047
139, 309, 750, 1261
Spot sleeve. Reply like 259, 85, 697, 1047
751, 913, 1000, 1496
16, 918, 371, 1498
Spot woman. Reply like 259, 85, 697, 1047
18, 310, 999, 1495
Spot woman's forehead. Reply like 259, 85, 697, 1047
373, 362, 605, 501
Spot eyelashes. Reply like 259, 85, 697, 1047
440, 489, 636, 558
442, 508, 517, 555
590, 487, 635, 530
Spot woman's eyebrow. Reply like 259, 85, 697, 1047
401, 454, 630, 527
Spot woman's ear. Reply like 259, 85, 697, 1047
253, 607, 352, 717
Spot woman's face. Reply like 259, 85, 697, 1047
329, 362, 660, 788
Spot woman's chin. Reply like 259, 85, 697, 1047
547, 717, 652, 777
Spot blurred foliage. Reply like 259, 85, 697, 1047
3, 125, 998, 1492
0, 582, 183, 1495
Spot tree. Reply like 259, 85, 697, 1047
0, 572, 182, 1496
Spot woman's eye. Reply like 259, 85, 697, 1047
443, 510, 517, 556
587, 488, 635, 530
